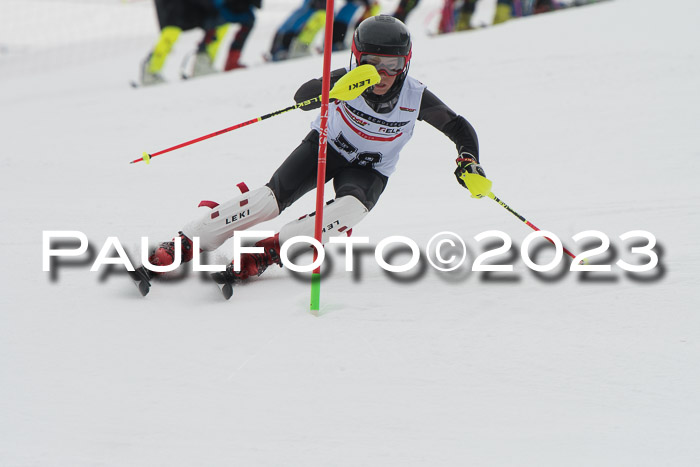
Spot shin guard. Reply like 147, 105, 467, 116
182, 185, 280, 251
279, 196, 368, 244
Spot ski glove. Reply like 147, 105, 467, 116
455, 154, 492, 198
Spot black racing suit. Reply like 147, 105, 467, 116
266, 68, 480, 213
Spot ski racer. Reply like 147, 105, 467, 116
131, 15, 486, 298
268, 0, 380, 61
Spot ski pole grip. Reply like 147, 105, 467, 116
329, 65, 381, 101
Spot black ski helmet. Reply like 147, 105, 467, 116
351, 15, 412, 107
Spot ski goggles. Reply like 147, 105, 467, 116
359, 54, 407, 76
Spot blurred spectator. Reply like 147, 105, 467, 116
140, 0, 261, 86
392, 0, 604, 36
392, 0, 421, 23
513, 0, 581, 16
439, 0, 513, 33
267, 0, 379, 62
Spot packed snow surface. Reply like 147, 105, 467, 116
1, 0, 699, 465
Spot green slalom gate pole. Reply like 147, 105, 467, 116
310, 0, 336, 314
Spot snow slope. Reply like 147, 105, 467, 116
1, 0, 699, 465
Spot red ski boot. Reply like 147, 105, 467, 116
149, 231, 194, 268
130, 231, 195, 296
224, 49, 245, 71
211, 234, 282, 299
